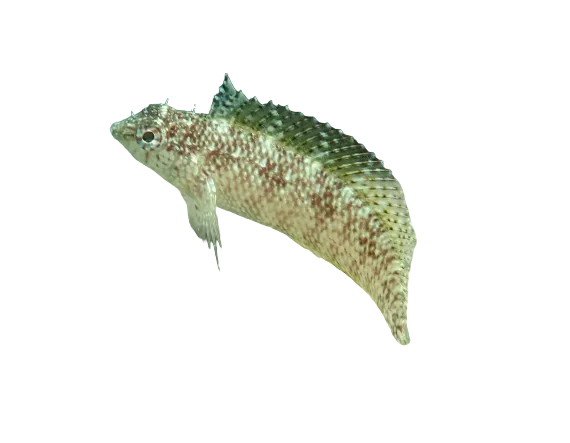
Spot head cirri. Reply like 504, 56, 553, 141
110, 103, 186, 166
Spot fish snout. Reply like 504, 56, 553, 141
110, 122, 120, 140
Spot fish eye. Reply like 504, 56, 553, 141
136, 127, 162, 149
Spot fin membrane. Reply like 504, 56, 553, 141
211, 76, 415, 248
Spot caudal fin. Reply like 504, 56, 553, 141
384, 294, 410, 346
373, 253, 413, 346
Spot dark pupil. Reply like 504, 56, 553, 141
142, 131, 154, 142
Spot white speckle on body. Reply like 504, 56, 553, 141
110, 75, 416, 345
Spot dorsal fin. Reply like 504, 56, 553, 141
209, 74, 249, 118
218, 96, 414, 240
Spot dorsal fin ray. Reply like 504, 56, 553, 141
209, 74, 249, 118
212, 90, 415, 242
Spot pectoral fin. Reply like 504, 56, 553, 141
181, 175, 222, 270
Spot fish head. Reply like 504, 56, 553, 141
110, 103, 181, 171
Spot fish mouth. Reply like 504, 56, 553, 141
110, 122, 121, 139
110, 122, 136, 141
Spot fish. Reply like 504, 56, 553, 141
110, 74, 417, 345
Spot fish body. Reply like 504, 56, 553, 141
110, 74, 417, 345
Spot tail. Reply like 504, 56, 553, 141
382, 295, 412, 346
373, 252, 413, 345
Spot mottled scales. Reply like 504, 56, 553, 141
110, 74, 417, 345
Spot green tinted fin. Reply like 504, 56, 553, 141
209, 74, 249, 118
226, 96, 415, 242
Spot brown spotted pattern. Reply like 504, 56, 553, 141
111, 102, 415, 345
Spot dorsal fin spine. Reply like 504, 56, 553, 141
210, 82, 413, 234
